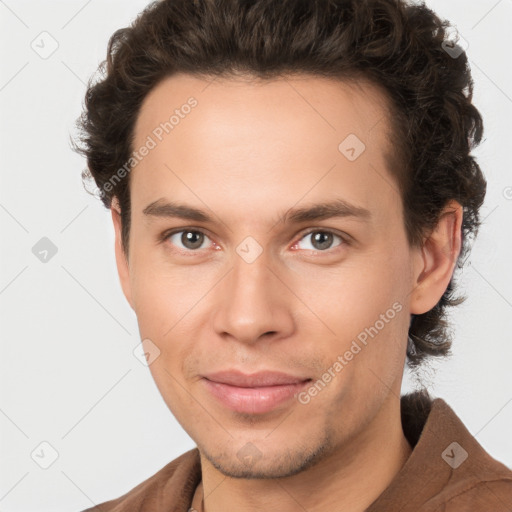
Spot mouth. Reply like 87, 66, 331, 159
201, 370, 312, 414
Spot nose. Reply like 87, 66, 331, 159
212, 251, 295, 346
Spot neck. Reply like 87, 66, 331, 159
193, 394, 412, 512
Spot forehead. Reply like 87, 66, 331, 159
134, 72, 392, 149
129, 73, 400, 227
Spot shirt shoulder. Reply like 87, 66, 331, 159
430, 478, 512, 511
80, 448, 201, 512
422, 401, 512, 512
367, 395, 512, 512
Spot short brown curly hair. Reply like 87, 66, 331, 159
72, 0, 486, 368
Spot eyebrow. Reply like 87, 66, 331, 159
142, 198, 372, 225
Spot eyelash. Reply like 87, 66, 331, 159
158, 227, 350, 255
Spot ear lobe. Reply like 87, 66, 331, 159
111, 199, 135, 311
410, 200, 463, 315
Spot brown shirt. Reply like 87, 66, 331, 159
83, 396, 512, 511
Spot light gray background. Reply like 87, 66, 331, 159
0, 0, 511, 510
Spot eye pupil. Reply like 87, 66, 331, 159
312, 231, 333, 250
182, 231, 204, 249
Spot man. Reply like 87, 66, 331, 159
74, 0, 512, 510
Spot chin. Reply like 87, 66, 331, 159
198, 435, 332, 479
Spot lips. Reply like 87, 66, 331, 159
203, 370, 311, 387
201, 370, 312, 414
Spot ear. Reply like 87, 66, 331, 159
410, 199, 463, 315
111, 197, 135, 311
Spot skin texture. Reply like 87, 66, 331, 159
111, 73, 463, 512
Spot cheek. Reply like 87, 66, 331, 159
292, 254, 409, 384
289, 256, 404, 335
130, 262, 207, 335
130, 266, 211, 376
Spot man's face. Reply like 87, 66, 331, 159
115, 73, 420, 478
